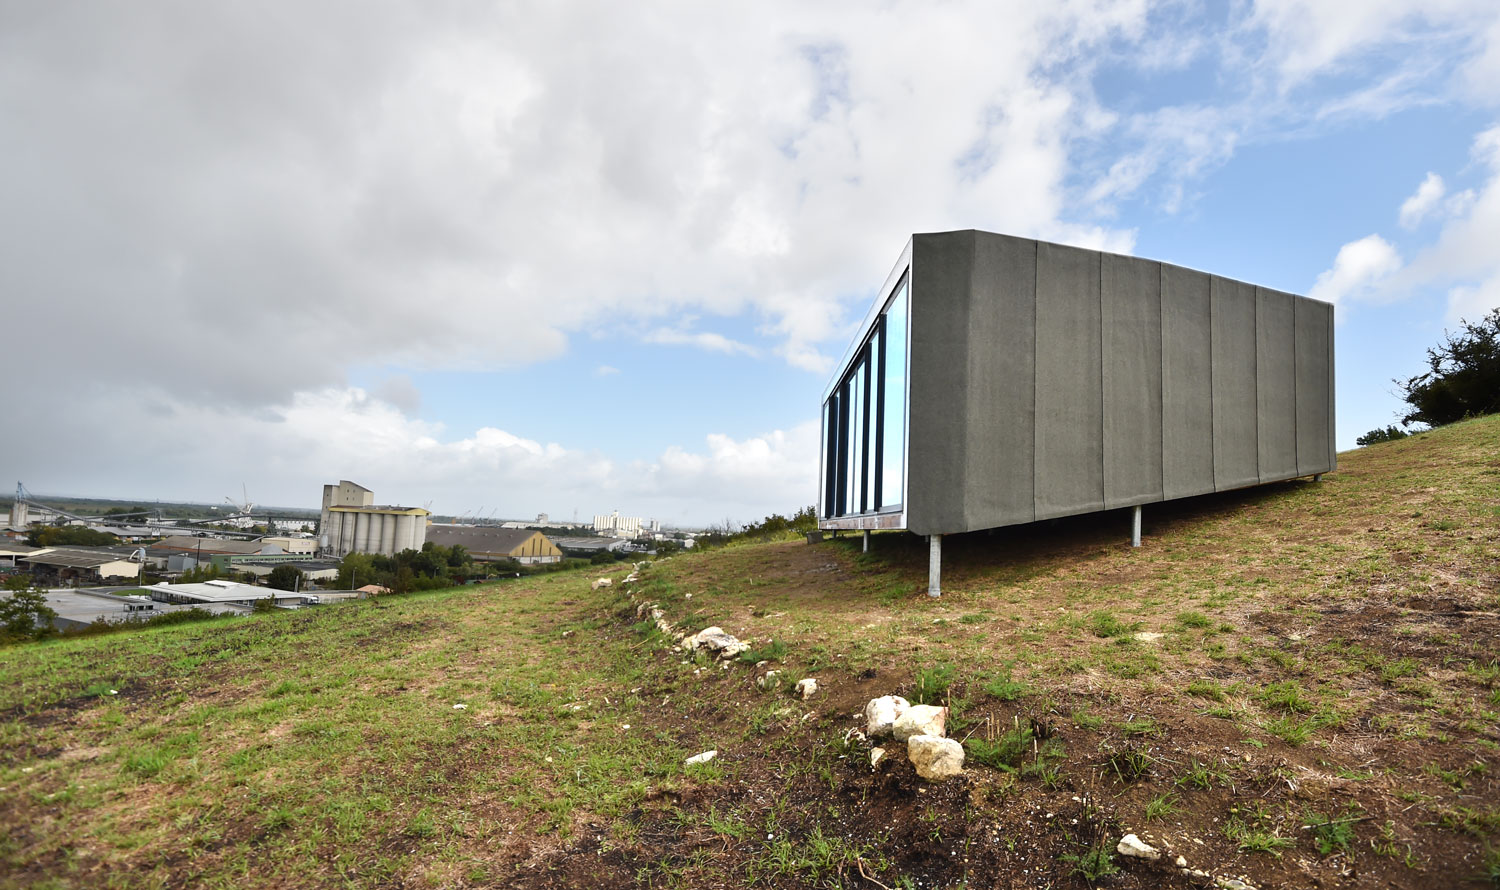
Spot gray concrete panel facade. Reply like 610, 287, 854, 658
964, 233, 1036, 528
907, 232, 974, 534
1211, 276, 1259, 490
1034, 242, 1105, 520
823, 229, 1335, 538
1102, 253, 1164, 509
1160, 264, 1215, 501
1295, 297, 1333, 476
1256, 287, 1299, 481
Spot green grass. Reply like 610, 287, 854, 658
981, 666, 1032, 701
1144, 792, 1179, 822
912, 663, 955, 705
4, 414, 1500, 887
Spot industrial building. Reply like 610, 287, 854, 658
318, 480, 430, 559
425, 525, 563, 565
592, 511, 644, 538
820, 230, 1336, 594
41, 589, 194, 631
18, 547, 144, 585
145, 579, 362, 608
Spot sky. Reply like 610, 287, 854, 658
3, 1, 1499, 527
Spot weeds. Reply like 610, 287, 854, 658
1185, 679, 1224, 701
1144, 793, 1178, 822
1257, 681, 1314, 713
912, 663, 955, 705
1304, 806, 1361, 855
1176, 611, 1212, 629
738, 638, 788, 665
1225, 806, 1294, 857
1103, 744, 1152, 782
982, 666, 1031, 701
1370, 820, 1419, 868
1059, 842, 1120, 881
966, 726, 1033, 770
1088, 611, 1138, 639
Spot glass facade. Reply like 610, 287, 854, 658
822, 276, 909, 520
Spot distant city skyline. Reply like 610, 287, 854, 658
5, 3, 1499, 525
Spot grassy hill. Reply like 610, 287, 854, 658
3, 415, 1498, 889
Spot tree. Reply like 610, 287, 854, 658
26, 525, 120, 548
266, 565, 303, 592
337, 552, 378, 590
1356, 425, 1409, 446
0, 576, 57, 641
1398, 308, 1500, 427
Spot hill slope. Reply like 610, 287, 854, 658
2, 415, 1498, 889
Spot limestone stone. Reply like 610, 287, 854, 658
682, 627, 750, 659
795, 678, 818, 700
863, 695, 910, 737
1116, 833, 1160, 860
907, 734, 964, 780
892, 704, 947, 741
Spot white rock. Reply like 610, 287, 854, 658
591, 577, 613, 590
757, 670, 782, 691
870, 747, 886, 768
1116, 833, 1160, 860
452, 704, 467, 710
795, 678, 819, 700
683, 627, 750, 659
685, 750, 717, 765
907, 734, 964, 780
893, 704, 947, 741
864, 695, 911, 737
1174, 855, 1188, 868
1132, 632, 1164, 643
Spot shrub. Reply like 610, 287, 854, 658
1357, 425, 1410, 446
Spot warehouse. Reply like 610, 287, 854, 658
19, 547, 143, 584
425, 525, 563, 565
819, 230, 1335, 594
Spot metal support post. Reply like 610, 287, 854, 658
1313, 474, 1322, 482
1130, 505, 1142, 548
928, 534, 942, 597
862, 530, 870, 552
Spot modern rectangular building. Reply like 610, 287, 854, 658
819, 230, 1335, 592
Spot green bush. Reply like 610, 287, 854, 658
1357, 425, 1410, 446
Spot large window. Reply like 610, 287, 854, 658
822, 277, 908, 519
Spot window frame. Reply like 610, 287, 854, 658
819, 267, 910, 526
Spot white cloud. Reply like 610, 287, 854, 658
645, 328, 760, 357
1399, 172, 1446, 228
594, 365, 620, 377
3, 385, 817, 526
1307, 234, 1403, 309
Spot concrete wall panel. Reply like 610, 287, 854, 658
1256, 287, 1298, 480
1211, 276, 1259, 489
1161, 264, 1215, 499
907, 232, 974, 535
1295, 296, 1333, 475
1102, 253, 1164, 508
964, 233, 1037, 528
1034, 241, 1105, 520
1327, 301, 1337, 471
